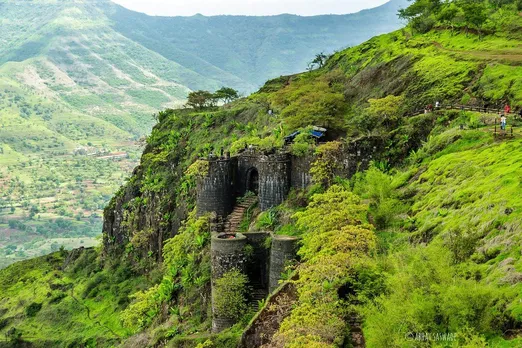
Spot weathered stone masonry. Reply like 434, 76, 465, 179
269, 235, 299, 293
210, 232, 247, 333
197, 150, 295, 216
210, 231, 299, 333
198, 139, 385, 332
197, 158, 235, 217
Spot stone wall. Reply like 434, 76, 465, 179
258, 153, 291, 211
290, 154, 313, 189
338, 136, 386, 178
197, 159, 235, 217
236, 151, 259, 196
269, 235, 299, 293
210, 232, 247, 333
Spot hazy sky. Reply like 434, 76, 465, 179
111, 0, 390, 17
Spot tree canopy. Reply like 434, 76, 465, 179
398, 0, 521, 34
186, 87, 240, 110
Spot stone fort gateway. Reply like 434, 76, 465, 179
196, 140, 382, 332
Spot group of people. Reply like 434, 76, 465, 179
498, 104, 520, 130
424, 101, 441, 114
422, 101, 520, 131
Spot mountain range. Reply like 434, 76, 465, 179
0, 0, 407, 267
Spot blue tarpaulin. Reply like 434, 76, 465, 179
284, 127, 326, 144
284, 131, 301, 144
310, 130, 324, 138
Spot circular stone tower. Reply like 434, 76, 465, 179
258, 153, 290, 211
269, 234, 299, 293
211, 232, 247, 333
197, 158, 234, 218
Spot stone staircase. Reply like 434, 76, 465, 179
223, 196, 267, 311
224, 196, 258, 234
249, 283, 268, 311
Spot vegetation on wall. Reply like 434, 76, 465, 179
213, 270, 250, 321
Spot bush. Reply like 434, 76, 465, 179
120, 285, 160, 331
310, 141, 343, 187
25, 302, 42, 317
289, 132, 315, 156
255, 209, 278, 230
274, 185, 376, 346
362, 244, 516, 347
373, 197, 404, 230
213, 270, 249, 320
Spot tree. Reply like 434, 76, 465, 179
186, 90, 214, 110
308, 52, 328, 71
214, 87, 239, 104
398, 0, 442, 33
437, 3, 460, 31
461, 0, 487, 34
364, 95, 405, 129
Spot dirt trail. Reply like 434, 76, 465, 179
432, 41, 522, 64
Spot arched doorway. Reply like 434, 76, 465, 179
246, 168, 259, 195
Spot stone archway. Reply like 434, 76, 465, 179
246, 167, 259, 195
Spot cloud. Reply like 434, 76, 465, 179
111, 0, 389, 16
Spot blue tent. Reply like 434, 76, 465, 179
284, 131, 301, 144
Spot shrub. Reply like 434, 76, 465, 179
213, 270, 249, 321
274, 185, 376, 346
255, 209, 278, 230
310, 141, 343, 187
120, 285, 160, 331
25, 302, 42, 317
289, 132, 315, 156
362, 244, 516, 347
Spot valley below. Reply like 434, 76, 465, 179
0, 0, 406, 268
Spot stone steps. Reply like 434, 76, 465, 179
224, 197, 258, 234
249, 287, 268, 311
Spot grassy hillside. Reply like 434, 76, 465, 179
0, 0, 407, 267
0, 0, 521, 346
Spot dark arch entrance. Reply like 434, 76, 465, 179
246, 168, 259, 195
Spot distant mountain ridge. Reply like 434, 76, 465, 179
0, 0, 407, 268
0, 0, 408, 131
102, 0, 409, 92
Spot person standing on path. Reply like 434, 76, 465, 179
500, 115, 507, 131
504, 104, 511, 114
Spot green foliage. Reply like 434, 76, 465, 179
25, 302, 42, 317
289, 132, 316, 156
363, 243, 516, 347
213, 270, 249, 320
186, 90, 217, 110
275, 185, 376, 346
310, 141, 343, 187
120, 285, 161, 331
214, 87, 240, 104
355, 95, 405, 132
361, 128, 522, 347
3, 3, 521, 345
353, 165, 406, 229
255, 209, 279, 231
399, 0, 521, 35
272, 77, 348, 130
0, 249, 153, 345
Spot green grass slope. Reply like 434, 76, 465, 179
0, 248, 156, 346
